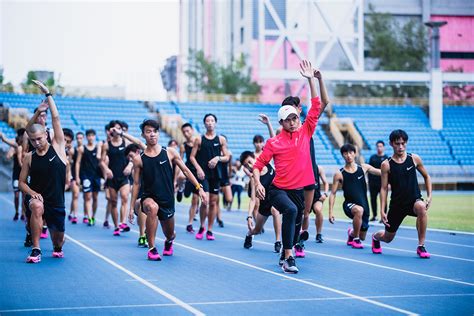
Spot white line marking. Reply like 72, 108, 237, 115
2, 293, 473, 313
199, 214, 474, 259
208, 229, 474, 287
65, 234, 204, 316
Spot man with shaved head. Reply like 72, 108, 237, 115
19, 80, 68, 263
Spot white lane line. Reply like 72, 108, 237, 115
64, 234, 204, 316
197, 214, 474, 261
2, 293, 473, 313
206, 229, 474, 287
126, 230, 415, 315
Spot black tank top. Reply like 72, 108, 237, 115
197, 135, 221, 179
184, 143, 196, 172
29, 146, 66, 208
12, 152, 21, 179
141, 147, 174, 208
108, 140, 127, 178
81, 145, 99, 176
388, 154, 422, 204
341, 165, 368, 206
28, 128, 52, 152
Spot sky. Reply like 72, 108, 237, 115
0, 0, 180, 99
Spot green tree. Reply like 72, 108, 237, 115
335, 5, 429, 98
186, 50, 261, 96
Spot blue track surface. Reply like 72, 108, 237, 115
0, 192, 473, 315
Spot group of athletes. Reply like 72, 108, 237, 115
1, 60, 433, 274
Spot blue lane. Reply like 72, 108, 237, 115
1, 192, 473, 315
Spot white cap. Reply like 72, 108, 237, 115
278, 105, 299, 121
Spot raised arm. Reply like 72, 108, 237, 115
0, 132, 18, 148
32, 80, 64, 148
258, 114, 275, 138
314, 70, 330, 118
111, 127, 146, 150
380, 161, 390, 226
414, 154, 432, 210
299, 60, 321, 135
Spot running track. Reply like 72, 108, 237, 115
0, 192, 473, 315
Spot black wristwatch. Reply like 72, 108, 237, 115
246, 216, 253, 220
45, 93, 53, 97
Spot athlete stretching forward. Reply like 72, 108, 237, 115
372, 130, 432, 258
254, 60, 321, 274
19, 80, 67, 263
130, 119, 207, 260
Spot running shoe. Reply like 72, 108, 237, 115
24, 233, 33, 247
103, 220, 110, 228
68, 214, 72, 221
40, 226, 48, 239
186, 224, 195, 233
82, 217, 89, 224
274, 241, 282, 253
417, 245, 431, 259
352, 238, 363, 249
195, 227, 205, 240
20, 214, 26, 221
297, 230, 309, 247
282, 256, 298, 274
371, 234, 382, 254
71, 217, 78, 224
52, 246, 64, 258
26, 248, 42, 263
279, 251, 285, 266
120, 223, 130, 232
13, 213, 19, 221
217, 219, 224, 228
138, 236, 148, 248
315, 234, 324, 243
89, 217, 96, 226
243, 235, 253, 249
163, 240, 174, 256
346, 228, 354, 246
113, 228, 120, 236
206, 231, 215, 240
294, 244, 305, 258
147, 247, 162, 261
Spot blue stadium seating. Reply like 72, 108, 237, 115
441, 106, 474, 166
0, 93, 170, 146
333, 105, 457, 166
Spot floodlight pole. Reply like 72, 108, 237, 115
425, 21, 447, 130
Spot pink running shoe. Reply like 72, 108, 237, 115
371, 234, 382, 254
206, 231, 215, 240
417, 245, 430, 259
113, 228, 120, 236
71, 217, 78, 224
120, 223, 130, 232
26, 248, 42, 263
52, 247, 64, 258
82, 217, 89, 224
351, 238, 364, 249
40, 227, 48, 239
147, 247, 162, 261
195, 227, 205, 240
163, 240, 174, 256
346, 228, 354, 246
294, 245, 305, 258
